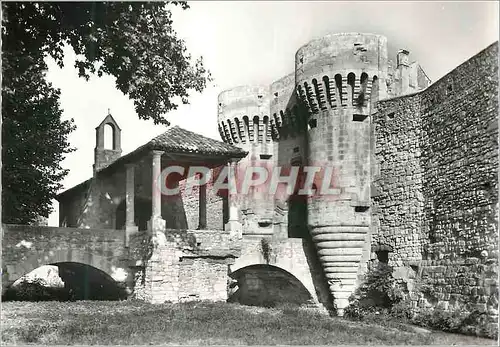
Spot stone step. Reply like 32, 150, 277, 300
323, 266, 359, 273
317, 247, 363, 256
320, 255, 362, 262
316, 240, 365, 249
313, 233, 367, 242
324, 272, 358, 280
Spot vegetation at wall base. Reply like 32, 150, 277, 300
344, 262, 498, 340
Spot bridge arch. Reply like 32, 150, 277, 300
229, 263, 315, 307
3, 249, 131, 301
4, 248, 127, 288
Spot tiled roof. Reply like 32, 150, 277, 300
146, 126, 247, 157
56, 126, 247, 200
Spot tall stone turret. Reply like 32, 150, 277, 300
217, 86, 275, 235
295, 33, 388, 315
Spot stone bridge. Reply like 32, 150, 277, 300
1, 224, 329, 308
1, 225, 132, 298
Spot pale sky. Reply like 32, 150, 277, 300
45, 1, 499, 226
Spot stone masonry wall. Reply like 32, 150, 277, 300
372, 42, 498, 331
371, 92, 425, 262
131, 229, 240, 303
420, 42, 498, 261
179, 169, 225, 231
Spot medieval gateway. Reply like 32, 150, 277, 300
2, 33, 498, 329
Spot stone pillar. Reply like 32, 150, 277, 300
225, 160, 242, 239
198, 179, 207, 229
125, 163, 138, 246
397, 49, 410, 95
149, 150, 166, 233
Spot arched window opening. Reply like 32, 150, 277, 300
104, 123, 115, 150
243, 116, 250, 140
222, 121, 232, 144
253, 116, 260, 142
335, 74, 343, 106
263, 116, 270, 143
234, 118, 242, 142
279, 110, 286, 128
218, 124, 225, 142
360, 73, 368, 91
358, 73, 369, 106
323, 76, 332, 107
272, 113, 279, 127
312, 78, 324, 110
347, 73, 356, 106
303, 82, 317, 113
227, 119, 237, 143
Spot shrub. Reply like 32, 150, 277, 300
260, 238, 272, 264
344, 262, 404, 321
410, 307, 498, 340
2, 278, 71, 302
389, 299, 414, 321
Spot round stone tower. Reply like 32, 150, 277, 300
217, 86, 274, 235
295, 33, 388, 315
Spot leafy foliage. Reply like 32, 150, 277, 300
344, 262, 405, 320
2, 278, 69, 302
2, 2, 210, 125
2, 2, 211, 224
2, 50, 76, 224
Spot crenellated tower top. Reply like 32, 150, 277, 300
269, 72, 307, 140
295, 33, 388, 121
217, 86, 271, 149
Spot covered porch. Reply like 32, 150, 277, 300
98, 126, 248, 245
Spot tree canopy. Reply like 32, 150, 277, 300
2, 1, 211, 224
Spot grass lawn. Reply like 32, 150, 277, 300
1, 300, 497, 345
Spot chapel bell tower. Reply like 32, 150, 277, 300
94, 109, 122, 174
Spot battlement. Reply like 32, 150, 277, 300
296, 71, 379, 117
269, 73, 307, 139
217, 86, 271, 145
295, 33, 388, 118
